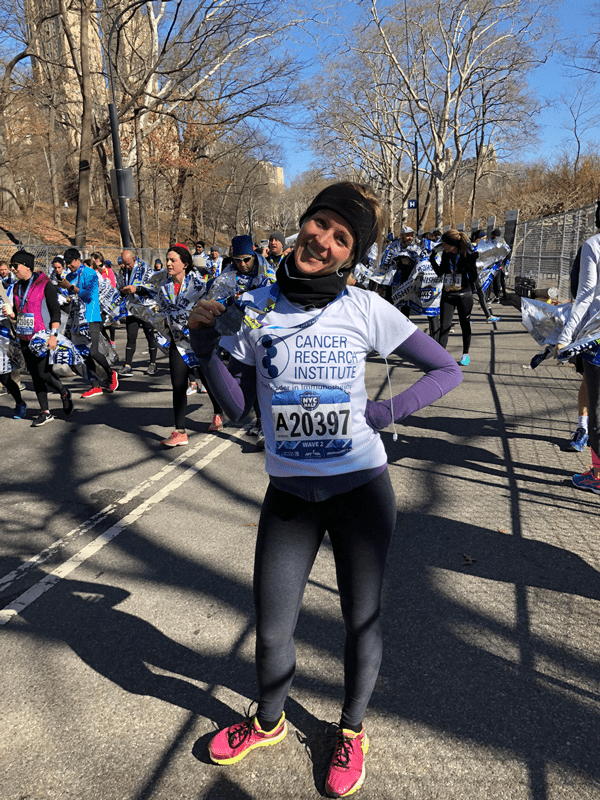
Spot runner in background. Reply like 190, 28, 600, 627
6, 251, 73, 426
59, 248, 118, 398
117, 249, 158, 377
157, 245, 224, 446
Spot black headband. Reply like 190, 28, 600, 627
299, 184, 377, 267
441, 231, 461, 246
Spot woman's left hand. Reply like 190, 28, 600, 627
48, 333, 58, 350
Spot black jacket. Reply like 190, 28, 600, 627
430, 249, 478, 294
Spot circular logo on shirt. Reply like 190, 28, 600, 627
257, 333, 290, 379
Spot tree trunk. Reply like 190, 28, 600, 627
153, 176, 160, 248
168, 166, 188, 244
189, 180, 199, 241
134, 110, 149, 249
74, 0, 93, 248
47, 107, 61, 227
0, 114, 22, 216
434, 163, 444, 228
97, 141, 122, 234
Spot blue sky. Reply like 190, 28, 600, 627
276, 0, 598, 184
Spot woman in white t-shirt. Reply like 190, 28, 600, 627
189, 182, 462, 796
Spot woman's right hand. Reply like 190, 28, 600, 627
2, 302, 13, 317
189, 298, 226, 329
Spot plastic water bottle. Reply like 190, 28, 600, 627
207, 272, 246, 335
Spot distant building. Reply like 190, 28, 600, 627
259, 160, 284, 191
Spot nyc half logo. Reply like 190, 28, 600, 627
300, 391, 319, 411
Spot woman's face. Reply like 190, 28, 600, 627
166, 251, 186, 280
295, 209, 355, 276
11, 262, 32, 280
441, 241, 458, 254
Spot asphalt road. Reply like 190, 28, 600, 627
1, 301, 599, 800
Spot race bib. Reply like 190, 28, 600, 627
16, 312, 35, 338
272, 389, 352, 460
444, 274, 462, 291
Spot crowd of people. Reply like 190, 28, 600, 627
1, 181, 598, 794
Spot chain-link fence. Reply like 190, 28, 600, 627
510, 202, 597, 302
0, 244, 167, 273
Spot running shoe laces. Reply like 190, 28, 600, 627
208, 708, 286, 765
568, 427, 589, 452
572, 468, 600, 495
325, 726, 369, 797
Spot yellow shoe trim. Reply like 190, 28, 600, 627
209, 715, 287, 766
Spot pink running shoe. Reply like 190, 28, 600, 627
108, 371, 119, 393
208, 712, 286, 765
325, 726, 369, 797
161, 430, 189, 447
209, 414, 224, 432
81, 386, 103, 398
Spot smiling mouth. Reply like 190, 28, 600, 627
306, 244, 324, 261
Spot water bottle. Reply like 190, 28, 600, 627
207, 272, 247, 335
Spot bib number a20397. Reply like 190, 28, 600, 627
276, 408, 350, 439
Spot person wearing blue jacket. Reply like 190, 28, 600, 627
59, 247, 118, 397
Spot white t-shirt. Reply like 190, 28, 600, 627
220, 285, 417, 477
558, 232, 600, 345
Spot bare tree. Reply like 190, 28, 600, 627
304, 0, 551, 230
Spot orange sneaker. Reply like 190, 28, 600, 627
81, 386, 103, 398
161, 430, 188, 447
209, 414, 224, 432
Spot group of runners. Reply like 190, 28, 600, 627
1, 180, 598, 797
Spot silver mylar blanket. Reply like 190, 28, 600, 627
521, 297, 600, 365
391, 258, 443, 317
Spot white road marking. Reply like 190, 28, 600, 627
0, 434, 220, 592
0, 431, 248, 627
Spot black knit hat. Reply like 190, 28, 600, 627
299, 184, 377, 267
10, 251, 35, 271
269, 231, 286, 248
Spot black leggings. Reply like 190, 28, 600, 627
125, 315, 157, 365
439, 291, 473, 354
491, 269, 507, 299
475, 284, 491, 318
102, 323, 116, 343
21, 345, 66, 412
169, 344, 221, 429
583, 360, 600, 460
254, 470, 397, 729
0, 372, 22, 404
85, 321, 114, 385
